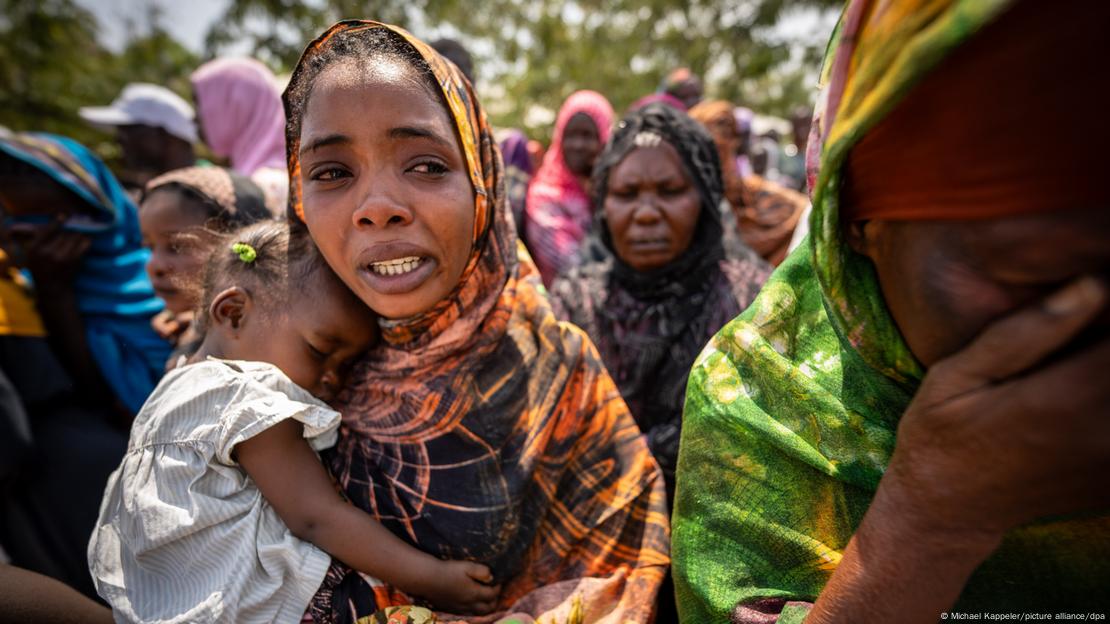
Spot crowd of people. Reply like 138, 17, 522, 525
0, 0, 1107, 622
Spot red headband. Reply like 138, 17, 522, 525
843, 0, 1109, 222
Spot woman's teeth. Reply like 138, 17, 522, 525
370, 256, 424, 276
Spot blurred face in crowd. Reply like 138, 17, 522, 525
140, 188, 219, 314
672, 77, 704, 110
0, 153, 93, 264
604, 141, 701, 273
561, 112, 602, 177
849, 209, 1110, 367
297, 57, 475, 320
116, 124, 175, 171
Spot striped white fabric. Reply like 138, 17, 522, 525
89, 358, 340, 623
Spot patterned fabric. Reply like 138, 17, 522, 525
90, 358, 340, 623
549, 103, 771, 504
672, 1, 1110, 623
688, 101, 808, 267
0, 130, 169, 414
523, 91, 614, 286
145, 165, 272, 228
285, 21, 669, 624
499, 130, 533, 231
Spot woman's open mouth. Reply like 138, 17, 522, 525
369, 255, 425, 276
357, 244, 437, 295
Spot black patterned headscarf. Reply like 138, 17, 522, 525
551, 103, 771, 503
589, 102, 728, 297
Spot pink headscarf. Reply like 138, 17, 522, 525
191, 58, 286, 176
524, 90, 614, 285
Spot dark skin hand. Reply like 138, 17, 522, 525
808, 276, 1110, 623
804, 210, 1110, 622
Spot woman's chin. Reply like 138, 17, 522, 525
354, 266, 448, 320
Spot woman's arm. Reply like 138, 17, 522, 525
807, 276, 1110, 623
236, 419, 500, 614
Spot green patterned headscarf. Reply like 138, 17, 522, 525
672, 1, 1110, 622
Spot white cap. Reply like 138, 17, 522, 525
79, 83, 198, 144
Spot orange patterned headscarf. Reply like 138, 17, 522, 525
284, 21, 668, 622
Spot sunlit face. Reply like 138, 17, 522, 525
851, 209, 1110, 367
140, 188, 217, 314
561, 112, 602, 177
604, 142, 702, 273
235, 273, 377, 403
298, 58, 475, 320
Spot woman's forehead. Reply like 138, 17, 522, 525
301, 59, 455, 142
611, 142, 685, 179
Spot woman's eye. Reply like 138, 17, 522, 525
610, 188, 637, 200
410, 161, 448, 176
663, 186, 687, 196
311, 167, 350, 182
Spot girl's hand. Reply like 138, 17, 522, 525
410, 559, 500, 615
879, 275, 1110, 548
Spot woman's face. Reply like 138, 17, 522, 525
298, 59, 475, 320
851, 209, 1110, 367
140, 189, 216, 314
604, 142, 701, 273
562, 112, 602, 177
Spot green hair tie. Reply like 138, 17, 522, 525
231, 242, 257, 264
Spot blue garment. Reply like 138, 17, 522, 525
0, 132, 168, 414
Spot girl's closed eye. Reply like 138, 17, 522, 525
305, 341, 329, 362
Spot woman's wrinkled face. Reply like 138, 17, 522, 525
298, 59, 475, 320
850, 209, 1110, 367
561, 112, 602, 177
604, 142, 701, 273
140, 189, 217, 314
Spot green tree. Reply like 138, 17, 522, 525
0, 0, 199, 164
206, 0, 839, 141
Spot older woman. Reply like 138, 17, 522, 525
690, 100, 809, 267
282, 21, 667, 623
523, 90, 614, 286
673, 0, 1110, 622
550, 104, 771, 504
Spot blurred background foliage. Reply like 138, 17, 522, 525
1, 0, 838, 155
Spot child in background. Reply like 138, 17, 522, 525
89, 222, 499, 623
139, 166, 272, 358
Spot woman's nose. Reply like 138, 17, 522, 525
350, 182, 415, 229
632, 194, 663, 224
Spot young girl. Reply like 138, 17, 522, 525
89, 221, 499, 623
139, 166, 272, 355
